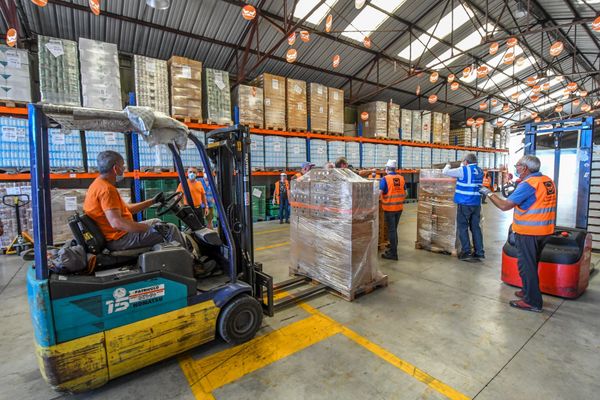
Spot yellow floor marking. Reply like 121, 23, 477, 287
254, 227, 289, 235
298, 302, 470, 400
254, 241, 290, 251
179, 314, 341, 399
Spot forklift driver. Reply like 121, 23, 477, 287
83, 150, 185, 252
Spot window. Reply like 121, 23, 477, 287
293, 0, 340, 25
427, 25, 494, 70
398, 4, 475, 61
341, 0, 407, 42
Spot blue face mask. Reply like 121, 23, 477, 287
188, 173, 197, 181
116, 173, 124, 182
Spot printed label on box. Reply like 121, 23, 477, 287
294, 84, 302, 94
16, 128, 26, 139
272, 79, 279, 90
214, 71, 226, 90
333, 91, 339, 101
252, 188, 262, 198
146, 60, 156, 73
52, 132, 66, 146
317, 85, 323, 95
2, 126, 17, 142
6, 187, 21, 195
297, 103, 303, 111
273, 142, 281, 151
5, 50, 21, 69
292, 145, 300, 154
64, 196, 78, 211
265, 98, 271, 106
104, 132, 117, 145
319, 106, 324, 113
45, 40, 64, 57
181, 66, 192, 79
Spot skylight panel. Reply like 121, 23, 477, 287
293, 0, 339, 25
341, 0, 407, 42
427, 25, 492, 70
398, 4, 475, 61
480, 52, 534, 90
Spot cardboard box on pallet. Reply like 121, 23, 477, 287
416, 169, 459, 255
79, 38, 122, 110
251, 73, 285, 130
432, 112, 443, 144
359, 101, 387, 139
387, 102, 400, 140
234, 84, 263, 128
168, 56, 202, 120
442, 113, 450, 145
134, 55, 169, 114
401, 109, 412, 140
449, 128, 472, 147
412, 111, 422, 142
289, 168, 385, 300
203, 68, 232, 125
328, 87, 344, 134
421, 111, 432, 143
0, 45, 32, 103
483, 122, 494, 148
38, 35, 81, 106
309, 83, 328, 133
286, 78, 307, 131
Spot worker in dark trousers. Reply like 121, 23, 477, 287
480, 155, 556, 312
443, 153, 484, 261
380, 160, 406, 260
273, 173, 290, 224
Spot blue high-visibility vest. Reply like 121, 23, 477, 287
454, 163, 483, 206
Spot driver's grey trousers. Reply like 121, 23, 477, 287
106, 219, 185, 251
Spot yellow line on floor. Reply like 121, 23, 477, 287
254, 241, 290, 251
254, 227, 289, 235
178, 314, 342, 399
297, 302, 470, 400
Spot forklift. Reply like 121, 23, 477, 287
501, 117, 594, 298
26, 104, 274, 392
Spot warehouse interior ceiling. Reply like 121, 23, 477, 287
1, 0, 600, 127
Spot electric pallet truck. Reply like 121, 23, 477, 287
501, 117, 595, 298
26, 105, 274, 392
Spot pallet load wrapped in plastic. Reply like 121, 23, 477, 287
471, 126, 479, 147
286, 137, 307, 168
359, 101, 387, 139
401, 109, 412, 140
483, 122, 494, 148
401, 146, 412, 169
416, 169, 459, 255
432, 112, 443, 144
234, 84, 264, 128
421, 111, 432, 143
38, 35, 81, 106
450, 128, 472, 147
412, 111, 422, 142
309, 83, 327, 133
421, 147, 432, 168
86, 131, 128, 171
387, 102, 400, 139
346, 141, 360, 167
0, 116, 29, 169
48, 128, 83, 170
179, 131, 206, 168
286, 78, 307, 131
134, 55, 169, 114
250, 134, 265, 170
289, 169, 387, 300
0, 45, 31, 103
328, 141, 346, 163
328, 87, 344, 134
442, 113, 451, 145
251, 73, 285, 130
168, 56, 202, 120
203, 68, 232, 125
264, 135, 286, 168
310, 139, 328, 166
362, 143, 376, 168
79, 38, 122, 110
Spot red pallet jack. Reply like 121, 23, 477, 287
2, 194, 34, 255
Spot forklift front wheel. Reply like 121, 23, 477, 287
217, 294, 263, 345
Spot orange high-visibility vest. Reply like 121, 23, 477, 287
293, 172, 302, 179
380, 174, 406, 212
512, 175, 557, 236
274, 180, 290, 204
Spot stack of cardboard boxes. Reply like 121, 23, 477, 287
234, 84, 264, 128
286, 78, 307, 131
252, 73, 286, 130
308, 83, 328, 133
168, 56, 203, 120
359, 101, 387, 139
328, 87, 344, 134
0, 45, 31, 103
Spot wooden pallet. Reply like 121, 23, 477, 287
311, 129, 328, 134
288, 127, 308, 133
326, 132, 344, 136
205, 119, 232, 126
266, 125, 286, 132
173, 115, 203, 124
329, 274, 389, 301
0, 100, 27, 109
414, 241, 458, 257
242, 123, 263, 129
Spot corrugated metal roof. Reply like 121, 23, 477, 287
8, 0, 599, 122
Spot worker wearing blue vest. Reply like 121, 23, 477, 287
443, 153, 484, 262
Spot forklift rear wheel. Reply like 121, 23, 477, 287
217, 294, 263, 345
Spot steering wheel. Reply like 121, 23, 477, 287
156, 191, 183, 216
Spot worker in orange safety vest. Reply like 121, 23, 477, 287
481, 171, 492, 204
380, 159, 406, 260
273, 173, 291, 224
480, 155, 557, 313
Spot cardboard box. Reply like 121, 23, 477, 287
79, 38, 122, 110
328, 87, 344, 134
359, 101, 387, 139
251, 73, 285, 130
203, 68, 232, 125
432, 112, 443, 144
168, 56, 202, 119
421, 111, 432, 143
0, 46, 31, 102
387, 102, 400, 139
442, 113, 450, 145
401, 109, 412, 140
234, 84, 264, 128
412, 111, 422, 142
309, 83, 328, 133
286, 78, 307, 131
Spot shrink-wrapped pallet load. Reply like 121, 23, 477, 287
359, 101, 387, 139
0, 46, 31, 103
38, 35, 81, 106
79, 38, 122, 110
203, 68, 232, 125
400, 109, 412, 140
387, 102, 400, 139
234, 84, 264, 128
134, 55, 169, 114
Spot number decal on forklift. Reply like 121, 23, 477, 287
106, 284, 166, 314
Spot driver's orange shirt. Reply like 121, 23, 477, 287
83, 177, 132, 241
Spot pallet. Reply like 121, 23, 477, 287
0, 100, 27, 109
288, 127, 308, 133
293, 273, 389, 302
241, 122, 263, 129
173, 115, 203, 124
311, 128, 328, 134
414, 241, 458, 257
265, 125, 286, 132
205, 119, 232, 126
326, 132, 344, 136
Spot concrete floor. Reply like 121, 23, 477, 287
1, 203, 599, 400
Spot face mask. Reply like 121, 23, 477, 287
116, 172, 124, 182
188, 173, 197, 181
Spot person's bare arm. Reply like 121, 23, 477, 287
105, 209, 151, 233
357, 169, 376, 177
127, 199, 155, 214
488, 193, 517, 211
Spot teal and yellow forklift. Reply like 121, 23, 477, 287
26, 104, 274, 392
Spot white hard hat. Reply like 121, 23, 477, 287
280, 172, 287, 176
386, 159, 397, 168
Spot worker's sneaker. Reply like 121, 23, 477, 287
509, 299, 542, 313
514, 290, 524, 298
381, 252, 398, 260
458, 254, 476, 262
